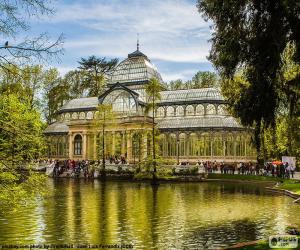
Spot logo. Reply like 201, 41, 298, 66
269, 235, 298, 249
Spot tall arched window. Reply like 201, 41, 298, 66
179, 133, 186, 156
74, 134, 82, 155
103, 89, 137, 115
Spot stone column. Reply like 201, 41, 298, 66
82, 132, 87, 159
121, 131, 126, 156
210, 133, 213, 161
142, 132, 148, 159
126, 130, 132, 162
112, 131, 116, 156
186, 133, 190, 158
68, 132, 73, 159
93, 134, 97, 160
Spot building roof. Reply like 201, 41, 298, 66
157, 116, 244, 130
44, 122, 69, 134
108, 49, 163, 85
58, 97, 98, 113
160, 88, 224, 103
57, 88, 226, 113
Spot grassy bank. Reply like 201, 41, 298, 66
276, 180, 300, 195
207, 173, 282, 182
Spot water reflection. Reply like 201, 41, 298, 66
0, 180, 299, 249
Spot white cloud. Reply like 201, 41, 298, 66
36, 0, 212, 63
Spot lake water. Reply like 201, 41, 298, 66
0, 179, 300, 249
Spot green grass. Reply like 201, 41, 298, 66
277, 180, 300, 195
207, 173, 282, 182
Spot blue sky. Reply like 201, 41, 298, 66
26, 0, 214, 82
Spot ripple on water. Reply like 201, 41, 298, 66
0, 180, 300, 249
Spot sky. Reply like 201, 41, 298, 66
25, 0, 214, 82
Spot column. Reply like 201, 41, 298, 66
186, 133, 190, 158
121, 131, 126, 156
126, 130, 132, 162
210, 132, 213, 161
142, 132, 147, 159
82, 132, 87, 159
93, 134, 97, 160
68, 133, 73, 159
112, 131, 116, 156
223, 139, 226, 159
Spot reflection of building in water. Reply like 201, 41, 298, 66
44, 46, 256, 163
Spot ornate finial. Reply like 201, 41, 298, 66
137, 33, 139, 51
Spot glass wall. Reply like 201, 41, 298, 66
159, 131, 256, 159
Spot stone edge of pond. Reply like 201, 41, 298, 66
265, 187, 300, 202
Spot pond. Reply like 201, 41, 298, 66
0, 180, 300, 249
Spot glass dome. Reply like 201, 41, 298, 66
108, 49, 163, 85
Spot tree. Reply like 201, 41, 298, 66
197, 0, 300, 161
192, 71, 219, 88
0, 0, 62, 212
0, 93, 46, 211
93, 104, 116, 179
78, 56, 118, 97
0, 0, 63, 71
168, 79, 184, 90
145, 78, 162, 183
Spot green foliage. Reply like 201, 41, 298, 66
0, 93, 46, 212
78, 56, 118, 97
192, 71, 219, 88
167, 71, 219, 90
197, 0, 300, 159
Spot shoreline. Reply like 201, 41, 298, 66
49, 172, 300, 202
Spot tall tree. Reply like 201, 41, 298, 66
192, 71, 219, 88
78, 56, 118, 96
93, 104, 116, 179
145, 78, 162, 183
197, 0, 300, 161
0, 93, 46, 211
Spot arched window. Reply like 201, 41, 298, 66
168, 134, 177, 156
206, 104, 216, 115
213, 134, 223, 156
179, 133, 186, 156
166, 106, 175, 116
159, 134, 167, 157
71, 112, 78, 120
186, 105, 194, 116
86, 111, 93, 120
79, 112, 85, 119
74, 134, 82, 155
103, 89, 137, 115
65, 113, 70, 121
189, 133, 198, 156
195, 104, 204, 115
225, 134, 234, 156
176, 106, 184, 117
156, 107, 165, 117
217, 104, 227, 115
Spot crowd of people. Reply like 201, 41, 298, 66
45, 155, 129, 178
195, 160, 296, 178
42, 158, 297, 179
